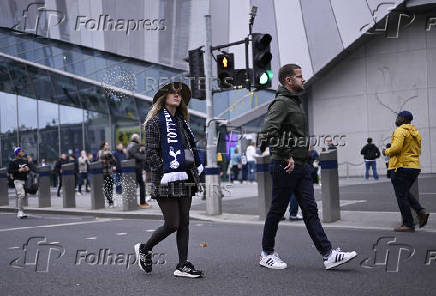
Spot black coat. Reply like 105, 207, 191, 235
127, 141, 146, 170
361, 143, 381, 160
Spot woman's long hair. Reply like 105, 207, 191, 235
144, 93, 189, 126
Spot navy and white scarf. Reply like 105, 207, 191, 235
158, 108, 203, 184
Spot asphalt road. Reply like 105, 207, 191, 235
1, 213, 436, 296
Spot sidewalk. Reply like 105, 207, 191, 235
1, 174, 435, 232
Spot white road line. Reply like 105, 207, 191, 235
85, 237, 97, 240
0, 218, 122, 233
115, 232, 127, 236
145, 229, 154, 232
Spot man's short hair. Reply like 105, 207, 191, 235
279, 64, 301, 85
367, 137, 373, 143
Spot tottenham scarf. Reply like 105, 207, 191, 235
158, 108, 203, 184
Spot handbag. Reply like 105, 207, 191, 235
184, 148, 195, 169
180, 122, 195, 169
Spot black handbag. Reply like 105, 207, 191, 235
184, 148, 195, 169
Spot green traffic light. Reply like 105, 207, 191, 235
259, 70, 273, 85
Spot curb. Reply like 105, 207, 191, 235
0, 207, 169, 220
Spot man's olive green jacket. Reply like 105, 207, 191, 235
260, 86, 309, 166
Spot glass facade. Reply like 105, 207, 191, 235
0, 28, 206, 167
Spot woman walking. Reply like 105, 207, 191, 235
98, 142, 117, 208
78, 150, 90, 194
134, 82, 204, 278
230, 148, 242, 183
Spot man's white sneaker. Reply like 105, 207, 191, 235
17, 210, 27, 219
324, 248, 357, 270
259, 251, 287, 269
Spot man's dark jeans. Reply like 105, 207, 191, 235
262, 160, 332, 257
390, 168, 423, 228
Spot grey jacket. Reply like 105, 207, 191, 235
78, 156, 90, 173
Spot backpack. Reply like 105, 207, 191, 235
24, 171, 39, 195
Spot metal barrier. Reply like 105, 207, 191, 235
255, 155, 272, 220
121, 159, 137, 211
37, 166, 51, 208
319, 149, 341, 223
61, 163, 76, 208
0, 168, 9, 206
89, 161, 105, 209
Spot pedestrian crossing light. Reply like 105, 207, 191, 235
252, 33, 273, 88
217, 53, 234, 89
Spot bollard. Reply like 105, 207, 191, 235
121, 159, 137, 211
89, 161, 105, 209
319, 149, 340, 222
37, 166, 51, 208
0, 168, 9, 206
255, 155, 272, 220
61, 163, 76, 208
205, 167, 222, 215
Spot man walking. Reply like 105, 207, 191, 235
54, 154, 68, 197
258, 64, 357, 270
127, 134, 151, 208
360, 138, 380, 180
113, 143, 126, 195
246, 140, 258, 183
8, 147, 30, 219
383, 111, 429, 232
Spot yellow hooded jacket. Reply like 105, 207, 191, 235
385, 124, 421, 171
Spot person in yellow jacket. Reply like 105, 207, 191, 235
383, 111, 429, 232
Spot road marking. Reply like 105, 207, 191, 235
115, 232, 128, 236
85, 237, 97, 240
145, 229, 154, 232
0, 218, 121, 233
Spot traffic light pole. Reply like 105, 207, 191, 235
204, 14, 222, 215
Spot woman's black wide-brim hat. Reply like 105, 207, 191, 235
152, 82, 191, 105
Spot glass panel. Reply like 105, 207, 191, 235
0, 92, 18, 167
59, 105, 83, 157
135, 98, 152, 124
6, 61, 34, 98
17, 95, 38, 162
38, 100, 59, 164
107, 93, 139, 121
76, 80, 108, 114
26, 66, 55, 102
49, 72, 82, 108
84, 110, 110, 159
0, 57, 15, 95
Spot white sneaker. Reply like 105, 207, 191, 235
289, 214, 303, 221
324, 248, 357, 270
259, 251, 287, 269
17, 210, 27, 219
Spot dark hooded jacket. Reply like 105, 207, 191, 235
259, 86, 309, 166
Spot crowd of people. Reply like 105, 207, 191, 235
6, 72, 431, 278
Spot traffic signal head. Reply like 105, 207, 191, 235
217, 53, 234, 89
188, 48, 206, 100
252, 33, 273, 88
